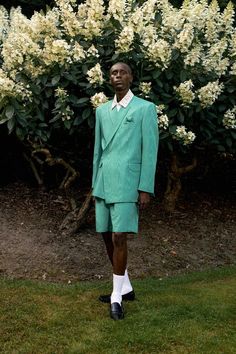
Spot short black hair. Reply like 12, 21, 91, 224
110, 62, 132, 75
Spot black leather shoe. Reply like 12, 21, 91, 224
99, 290, 135, 303
110, 302, 124, 320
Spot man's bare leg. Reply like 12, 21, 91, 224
100, 232, 133, 302
112, 232, 127, 275
101, 232, 113, 265
110, 232, 127, 305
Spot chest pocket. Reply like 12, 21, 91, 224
123, 115, 135, 125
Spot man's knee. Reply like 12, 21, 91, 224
112, 233, 127, 248
112, 232, 127, 248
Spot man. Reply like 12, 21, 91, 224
92, 62, 158, 320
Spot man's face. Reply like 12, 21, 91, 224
109, 63, 133, 92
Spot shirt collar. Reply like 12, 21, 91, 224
111, 89, 134, 110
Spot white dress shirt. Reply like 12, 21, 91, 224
111, 89, 134, 112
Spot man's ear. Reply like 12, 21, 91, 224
130, 74, 133, 84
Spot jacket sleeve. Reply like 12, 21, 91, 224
92, 108, 102, 188
138, 103, 159, 194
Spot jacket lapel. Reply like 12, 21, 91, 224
104, 99, 133, 150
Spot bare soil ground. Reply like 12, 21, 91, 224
0, 182, 235, 284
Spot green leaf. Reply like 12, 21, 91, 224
16, 127, 24, 140
169, 125, 177, 134
7, 118, 15, 133
156, 79, 163, 88
17, 116, 28, 127
73, 116, 83, 126
152, 70, 161, 79
227, 86, 235, 93
168, 108, 178, 118
165, 71, 174, 80
88, 115, 95, 128
217, 145, 226, 152
167, 141, 173, 152
230, 131, 236, 139
82, 64, 88, 75
51, 75, 61, 86
180, 70, 187, 82
42, 101, 49, 109
77, 97, 90, 105
64, 120, 71, 129
111, 53, 119, 61
45, 88, 53, 98
177, 111, 184, 123
0, 117, 11, 125
82, 108, 92, 120
160, 132, 169, 139
49, 114, 61, 123
5, 105, 15, 120
229, 96, 235, 105
218, 104, 226, 112
226, 137, 232, 147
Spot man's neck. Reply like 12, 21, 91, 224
116, 89, 129, 102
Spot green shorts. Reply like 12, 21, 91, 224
95, 198, 139, 233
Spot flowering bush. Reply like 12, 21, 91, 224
0, 0, 235, 188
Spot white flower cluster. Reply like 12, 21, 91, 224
87, 45, 99, 58
175, 80, 195, 106
43, 38, 71, 66
222, 2, 235, 35
197, 80, 224, 108
139, 82, 152, 96
115, 26, 134, 54
56, 0, 79, 37
55, 87, 68, 100
72, 41, 86, 62
158, 0, 235, 77
145, 39, 172, 69
184, 45, 202, 67
87, 63, 104, 85
2, 31, 42, 74
222, 107, 236, 129
203, 38, 229, 76
0, 69, 31, 102
230, 62, 236, 76
90, 92, 108, 108
77, 0, 105, 39
180, 1, 207, 31
129, 0, 157, 33
30, 9, 60, 41
174, 125, 196, 145
56, 0, 105, 39
158, 114, 169, 130
61, 106, 74, 121
174, 23, 194, 53
107, 0, 127, 24
0, 6, 9, 42
1, 8, 61, 77
156, 104, 169, 130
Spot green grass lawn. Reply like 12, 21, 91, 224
0, 267, 235, 354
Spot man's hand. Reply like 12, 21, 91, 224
138, 191, 150, 210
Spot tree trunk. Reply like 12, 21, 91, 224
163, 153, 197, 212
59, 190, 93, 236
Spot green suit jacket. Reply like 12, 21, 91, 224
92, 96, 159, 203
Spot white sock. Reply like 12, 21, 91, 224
121, 269, 133, 295
111, 274, 125, 305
